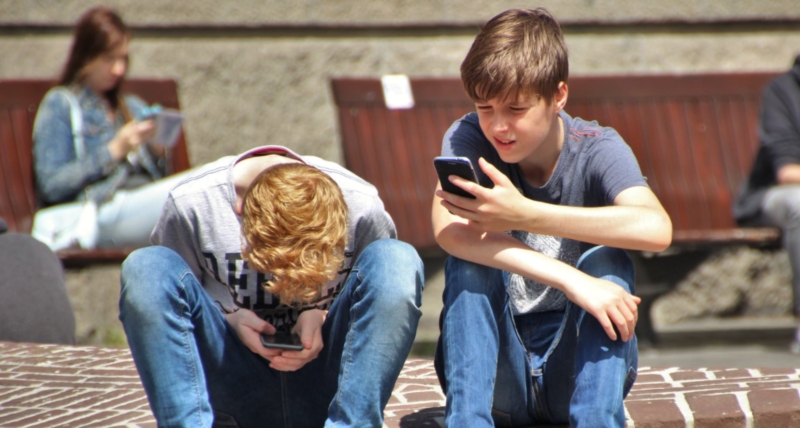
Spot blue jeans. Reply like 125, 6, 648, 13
119, 239, 424, 428
434, 246, 638, 427
758, 185, 800, 315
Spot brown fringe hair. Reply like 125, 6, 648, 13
460, 8, 569, 104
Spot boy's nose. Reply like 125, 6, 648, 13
492, 118, 509, 134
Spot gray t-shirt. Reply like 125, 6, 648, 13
442, 111, 647, 314
151, 145, 396, 328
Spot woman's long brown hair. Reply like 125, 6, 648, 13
59, 6, 131, 118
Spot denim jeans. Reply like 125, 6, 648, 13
119, 239, 424, 428
758, 185, 800, 315
434, 246, 637, 427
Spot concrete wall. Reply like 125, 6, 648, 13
3, 0, 800, 25
1, 0, 799, 165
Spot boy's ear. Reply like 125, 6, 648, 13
553, 81, 568, 113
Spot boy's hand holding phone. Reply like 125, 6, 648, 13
434, 156, 480, 199
436, 157, 532, 233
264, 309, 326, 372
224, 308, 283, 361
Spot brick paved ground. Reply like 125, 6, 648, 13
2, 341, 800, 427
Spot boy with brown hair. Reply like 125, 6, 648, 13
120, 146, 424, 427
432, 8, 672, 427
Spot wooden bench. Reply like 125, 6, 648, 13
332, 73, 782, 342
0, 79, 191, 267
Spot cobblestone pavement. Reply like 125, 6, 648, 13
3, 341, 800, 427
0, 343, 153, 427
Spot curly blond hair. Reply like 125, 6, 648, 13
241, 163, 348, 306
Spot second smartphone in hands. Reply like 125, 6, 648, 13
260, 332, 303, 351
433, 156, 479, 199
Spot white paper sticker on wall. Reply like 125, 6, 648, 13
381, 74, 415, 109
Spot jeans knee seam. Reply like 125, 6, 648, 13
333, 269, 363, 418
175, 277, 209, 428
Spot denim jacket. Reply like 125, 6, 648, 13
33, 84, 164, 206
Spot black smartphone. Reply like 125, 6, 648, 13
260, 332, 303, 351
434, 156, 479, 199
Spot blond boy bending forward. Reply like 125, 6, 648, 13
120, 146, 424, 427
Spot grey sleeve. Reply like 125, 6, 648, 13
151, 195, 204, 281
352, 196, 397, 261
587, 129, 649, 205
760, 78, 800, 172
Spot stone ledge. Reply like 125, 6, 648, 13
1, 342, 799, 427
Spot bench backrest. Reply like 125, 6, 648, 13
332, 73, 781, 252
0, 79, 191, 263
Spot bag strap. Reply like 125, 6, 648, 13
55, 87, 85, 159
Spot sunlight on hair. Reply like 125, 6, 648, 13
241, 163, 348, 306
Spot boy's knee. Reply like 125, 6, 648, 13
122, 246, 182, 280
361, 239, 424, 285
576, 246, 634, 293
363, 238, 422, 270
120, 246, 185, 307
359, 239, 424, 305
444, 256, 502, 294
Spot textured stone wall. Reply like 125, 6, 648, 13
1, 1, 798, 165
2, 0, 800, 25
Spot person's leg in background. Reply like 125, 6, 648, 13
759, 185, 800, 352
97, 170, 192, 248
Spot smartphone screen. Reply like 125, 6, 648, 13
434, 156, 479, 199
260, 332, 303, 351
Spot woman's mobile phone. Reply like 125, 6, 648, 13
260, 332, 303, 351
434, 156, 479, 199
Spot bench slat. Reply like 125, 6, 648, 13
0, 107, 38, 234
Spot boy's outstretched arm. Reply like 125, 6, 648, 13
439, 157, 672, 253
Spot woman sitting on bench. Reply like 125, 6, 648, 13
31, 6, 186, 251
